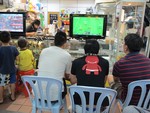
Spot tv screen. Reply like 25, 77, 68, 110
0, 12, 26, 38
70, 14, 107, 39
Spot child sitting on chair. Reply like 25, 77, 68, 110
16, 37, 35, 97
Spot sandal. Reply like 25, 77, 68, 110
9, 94, 16, 101
0, 99, 3, 104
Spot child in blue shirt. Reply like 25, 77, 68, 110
0, 31, 19, 104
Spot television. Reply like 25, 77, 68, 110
0, 12, 26, 38
69, 14, 107, 39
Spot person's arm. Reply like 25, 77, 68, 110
14, 47, 19, 68
29, 50, 35, 67
69, 74, 77, 85
16, 55, 19, 64
14, 47, 19, 59
110, 62, 120, 85
30, 50, 34, 62
64, 55, 72, 79
26, 24, 37, 37
104, 60, 109, 85
69, 59, 78, 85
104, 76, 108, 85
64, 57, 77, 85
26, 32, 36, 37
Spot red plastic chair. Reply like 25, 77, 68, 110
16, 69, 34, 97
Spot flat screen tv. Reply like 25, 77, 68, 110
70, 14, 107, 39
0, 12, 26, 38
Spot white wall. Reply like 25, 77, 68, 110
40, 0, 95, 26
0, 5, 5, 10
41, 0, 95, 12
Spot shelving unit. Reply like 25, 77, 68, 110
116, 0, 147, 56
95, 0, 147, 60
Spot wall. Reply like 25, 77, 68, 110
0, 5, 5, 10
40, 0, 95, 26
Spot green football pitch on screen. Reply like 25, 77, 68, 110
73, 17, 104, 36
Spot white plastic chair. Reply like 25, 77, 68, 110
69, 86, 117, 113
21, 76, 68, 113
122, 80, 150, 110
123, 105, 150, 113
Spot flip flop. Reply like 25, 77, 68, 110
0, 99, 3, 104
9, 94, 16, 101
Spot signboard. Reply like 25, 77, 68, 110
48, 12, 60, 27
49, 14, 58, 24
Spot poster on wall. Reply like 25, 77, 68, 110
50, 14, 58, 24
48, 12, 60, 26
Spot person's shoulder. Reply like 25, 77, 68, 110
40, 47, 54, 55
0, 46, 5, 50
41, 47, 49, 52
114, 57, 126, 67
26, 49, 32, 52
56, 47, 71, 57
25, 49, 33, 53
98, 56, 108, 61
10, 46, 17, 49
26, 24, 33, 31
73, 56, 85, 62
26, 24, 32, 28
0, 46, 2, 51
98, 56, 109, 63
63, 51, 72, 60
139, 54, 150, 61
64, 50, 71, 57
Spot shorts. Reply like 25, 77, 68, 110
18, 69, 35, 76
0, 74, 10, 86
9, 73, 17, 84
0, 73, 16, 86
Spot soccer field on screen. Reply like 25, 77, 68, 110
73, 17, 104, 36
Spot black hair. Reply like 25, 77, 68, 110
0, 31, 11, 43
18, 37, 27, 49
32, 19, 40, 26
84, 39, 100, 55
124, 33, 143, 52
54, 31, 67, 47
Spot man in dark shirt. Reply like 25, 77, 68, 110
26, 19, 40, 37
70, 39, 109, 105
112, 34, 150, 105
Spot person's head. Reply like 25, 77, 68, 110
32, 19, 40, 29
124, 34, 143, 53
54, 31, 67, 47
18, 37, 28, 49
84, 39, 100, 55
0, 31, 11, 43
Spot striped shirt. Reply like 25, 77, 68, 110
113, 52, 150, 105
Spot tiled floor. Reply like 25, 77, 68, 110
0, 92, 70, 113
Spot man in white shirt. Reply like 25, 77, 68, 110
38, 31, 72, 101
